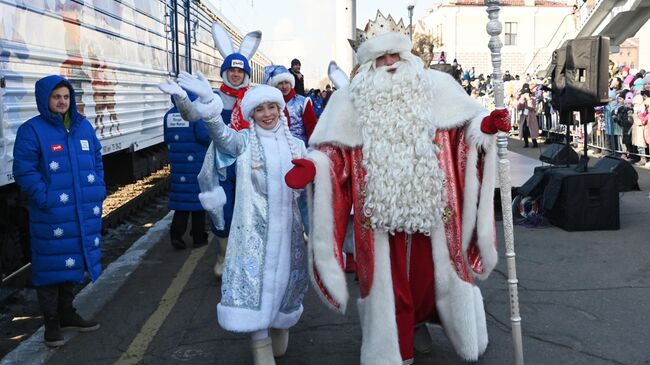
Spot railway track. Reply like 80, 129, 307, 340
102, 166, 170, 229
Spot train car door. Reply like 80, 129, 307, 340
166, 0, 193, 76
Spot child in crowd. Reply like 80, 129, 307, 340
162, 79, 309, 365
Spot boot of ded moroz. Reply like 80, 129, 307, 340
213, 236, 228, 277
270, 328, 289, 357
251, 337, 275, 365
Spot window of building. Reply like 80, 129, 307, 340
505, 22, 517, 46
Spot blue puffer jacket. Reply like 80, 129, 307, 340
13, 75, 106, 286
164, 94, 210, 211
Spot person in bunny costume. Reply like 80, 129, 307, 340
283, 11, 511, 365
159, 23, 262, 278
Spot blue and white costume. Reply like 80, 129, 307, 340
199, 86, 309, 332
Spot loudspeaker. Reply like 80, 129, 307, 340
544, 169, 619, 231
594, 156, 640, 192
563, 36, 610, 109
539, 143, 580, 165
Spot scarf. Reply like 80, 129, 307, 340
219, 84, 250, 131
282, 89, 295, 126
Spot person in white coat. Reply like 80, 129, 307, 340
161, 79, 309, 365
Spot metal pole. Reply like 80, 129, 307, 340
408, 5, 414, 41
485, 1, 524, 364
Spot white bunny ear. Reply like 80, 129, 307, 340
238, 30, 262, 60
211, 22, 234, 57
328, 61, 350, 89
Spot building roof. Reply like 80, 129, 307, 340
619, 38, 639, 48
448, 0, 570, 6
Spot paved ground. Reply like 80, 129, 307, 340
3, 140, 650, 365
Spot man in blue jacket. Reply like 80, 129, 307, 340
164, 93, 210, 249
13, 75, 105, 347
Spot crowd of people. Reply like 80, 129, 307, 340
13, 12, 519, 365
448, 59, 650, 167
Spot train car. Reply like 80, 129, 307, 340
0, 0, 272, 283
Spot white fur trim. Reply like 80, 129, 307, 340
431, 223, 488, 361
192, 95, 224, 121
267, 72, 295, 88
465, 112, 495, 149
198, 186, 226, 211
424, 70, 488, 131
241, 85, 286, 121
461, 146, 480, 252
216, 303, 303, 332
306, 149, 349, 313
309, 70, 490, 148
474, 143, 498, 278
357, 231, 402, 365
357, 32, 412, 65
309, 86, 362, 147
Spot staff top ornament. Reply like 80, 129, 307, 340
349, 10, 412, 65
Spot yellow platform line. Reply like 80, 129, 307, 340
114, 240, 210, 365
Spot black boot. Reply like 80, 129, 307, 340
44, 316, 64, 347
192, 231, 208, 248
532, 140, 538, 148
171, 237, 187, 250
60, 310, 100, 332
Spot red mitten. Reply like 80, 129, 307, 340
481, 108, 512, 134
285, 159, 316, 189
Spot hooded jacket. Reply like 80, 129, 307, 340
164, 93, 211, 211
13, 75, 105, 286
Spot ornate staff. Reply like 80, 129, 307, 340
485, 1, 524, 364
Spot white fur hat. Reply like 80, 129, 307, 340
241, 85, 286, 121
356, 32, 412, 65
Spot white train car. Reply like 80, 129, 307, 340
0, 0, 272, 281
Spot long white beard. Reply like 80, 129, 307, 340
350, 55, 447, 235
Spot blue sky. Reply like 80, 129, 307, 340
207, 0, 433, 87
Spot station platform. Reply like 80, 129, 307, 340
2, 147, 650, 365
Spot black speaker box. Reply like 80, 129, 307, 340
539, 143, 580, 165
563, 36, 610, 109
594, 156, 640, 192
544, 169, 619, 231
550, 44, 567, 107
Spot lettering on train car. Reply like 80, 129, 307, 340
102, 142, 123, 154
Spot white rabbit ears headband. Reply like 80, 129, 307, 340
211, 22, 261, 61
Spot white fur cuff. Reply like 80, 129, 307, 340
199, 186, 227, 211
193, 96, 224, 121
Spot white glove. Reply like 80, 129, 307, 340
199, 186, 227, 211
177, 71, 214, 103
158, 78, 188, 99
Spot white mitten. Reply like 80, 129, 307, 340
199, 186, 227, 211
158, 78, 188, 99
192, 96, 224, 121
177, 71, 214, 103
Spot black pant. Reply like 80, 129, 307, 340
170, 210, 207, 244
36, 283, 76, 318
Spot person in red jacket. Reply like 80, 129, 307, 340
284, 11, 510, 364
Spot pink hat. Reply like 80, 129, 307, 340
624, 74, 635, 86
